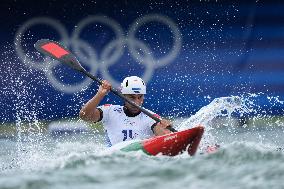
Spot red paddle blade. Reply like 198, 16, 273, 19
40, 41, 69, 58
34, 39, 84, 71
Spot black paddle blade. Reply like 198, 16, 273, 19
34, 39, 85, 71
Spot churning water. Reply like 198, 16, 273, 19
1, 94, 284, 189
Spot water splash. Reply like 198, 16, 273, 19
176, 93, 284, 152
178, 95, 242, 130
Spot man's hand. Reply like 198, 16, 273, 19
79, 80, 111, 122
98, 80, 111, 96
153, 119, 173, 136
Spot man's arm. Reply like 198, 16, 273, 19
79, 80, 111, 122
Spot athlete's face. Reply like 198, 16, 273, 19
124, 94, 144, 113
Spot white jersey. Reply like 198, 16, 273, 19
97, 104, 157, 146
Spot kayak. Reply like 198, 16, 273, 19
120, 126, 204, 156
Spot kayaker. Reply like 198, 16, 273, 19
79, 76, 175, 146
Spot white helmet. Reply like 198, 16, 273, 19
121, 76, 146, 94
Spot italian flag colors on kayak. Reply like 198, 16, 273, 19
121, 126, 204, 156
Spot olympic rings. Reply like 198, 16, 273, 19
100, 38, 155, 87
128, 14, 182, 68
14, 17, 69, 71
14, 14, 182, 93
